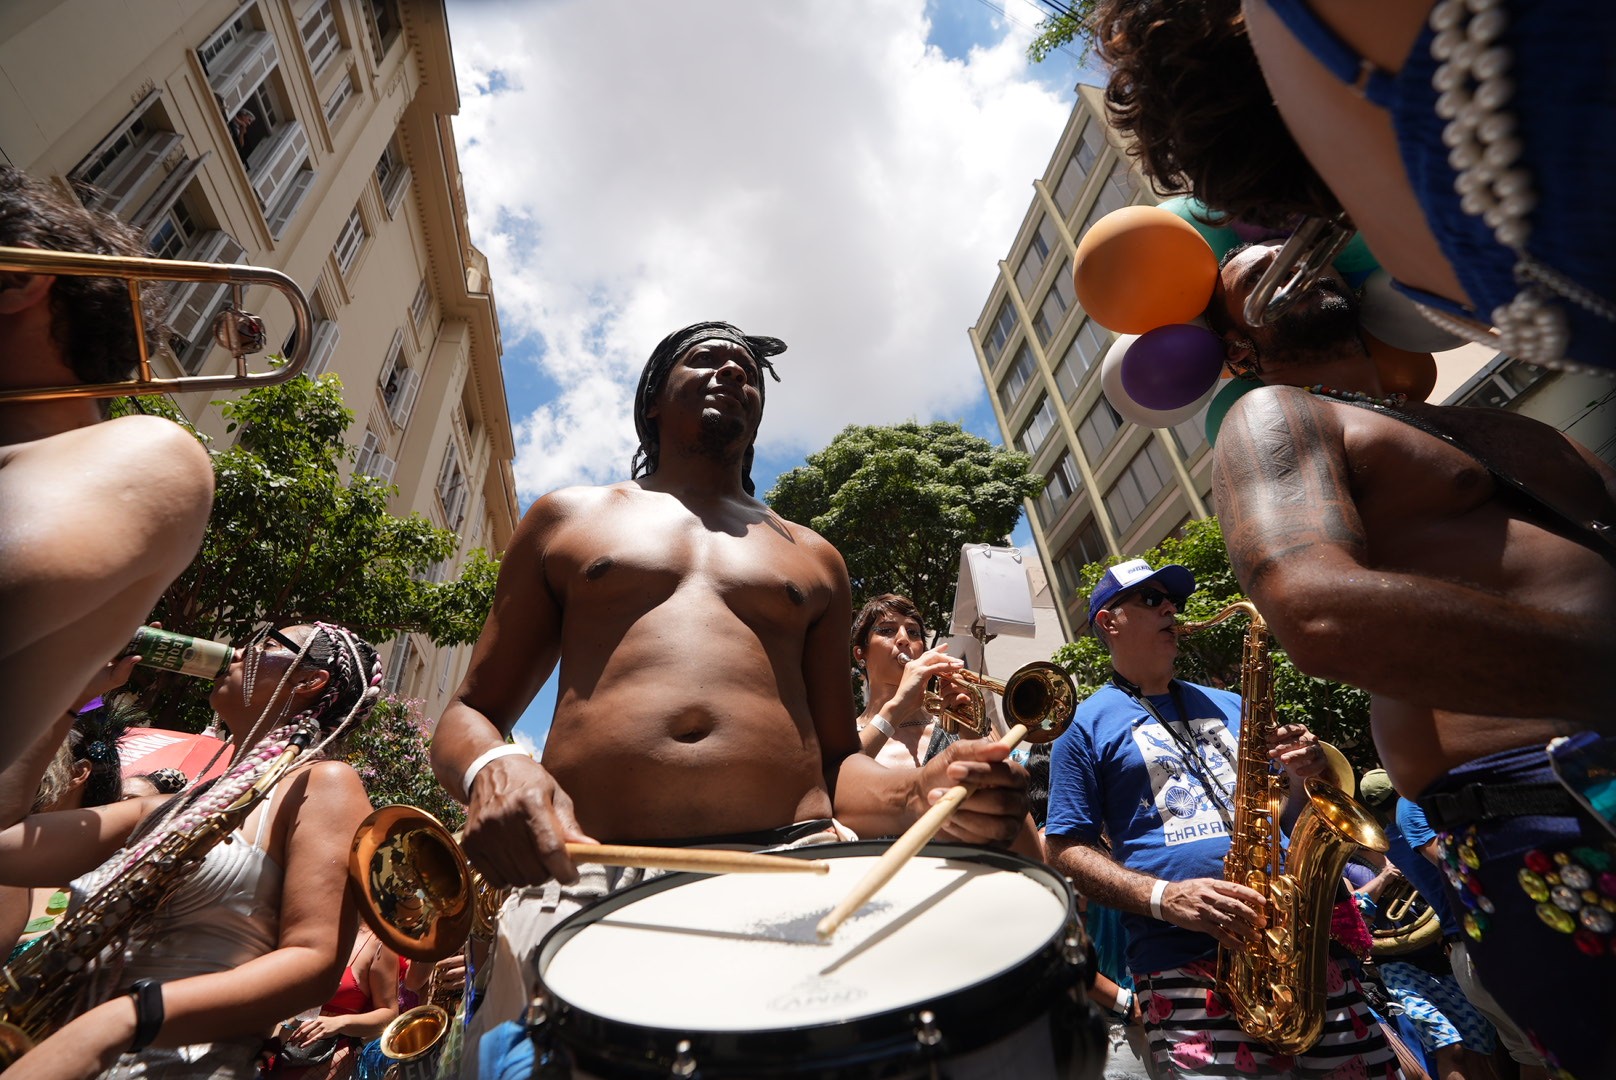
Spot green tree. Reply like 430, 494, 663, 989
342, 695, 466, 830
1051, 517, 1377, 772
765, 421, 1046, 643
1027, 1, 1100, 64
112, 374, 499, 731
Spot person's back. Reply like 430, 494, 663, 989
531, 478, 845, 839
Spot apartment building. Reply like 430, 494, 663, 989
0, 0, 519, 720
971, 84, 1613, 639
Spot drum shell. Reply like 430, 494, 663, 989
529, 841, 1109, 1079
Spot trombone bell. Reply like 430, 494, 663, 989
349, 805, 475, 963
0, 245, 311, 402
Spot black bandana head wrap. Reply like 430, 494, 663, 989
630, 321, 785, 496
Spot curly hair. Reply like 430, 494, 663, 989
1091, 0, 1340, 228
0, 166, 162, 385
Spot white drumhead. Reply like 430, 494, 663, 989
541, 853, 1068, 1032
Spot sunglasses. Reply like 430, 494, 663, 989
1127, 589, 1186, 610
247, 626, 305, 656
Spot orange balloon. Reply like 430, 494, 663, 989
1365, 333, 1438, 402
1073, 205, 1219, 334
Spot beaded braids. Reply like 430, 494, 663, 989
76, 622, 382, 902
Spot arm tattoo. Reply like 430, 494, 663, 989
1213, 390, 1369, 591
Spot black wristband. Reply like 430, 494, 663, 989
127, 978, 164, 1052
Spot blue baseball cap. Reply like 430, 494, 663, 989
1086, 558, 1197, 626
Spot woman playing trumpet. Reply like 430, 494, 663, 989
0, 622, 381, 1079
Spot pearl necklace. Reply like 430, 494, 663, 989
1307, 384, 1408, 409
1417, 0, 1612, 373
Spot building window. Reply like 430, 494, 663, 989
1033, 258, 1075, 346
1014, 216, 1057, 299
437, 441, 469, 530
376, 136, 409, 215
378, 330, 420, 427
145, 198, 198, 260
324, 68, 358, 125
1103, 438, 1176, 537
283, 288, 340, 378
161, 227, 248, 374
1172, 412, 1207, 458
1053, 122, 1107, 217
300, 0, 341, 75
1454, 359, 1549, 409
333, 205, 367, 274
364, 0, 403, 61
1077, 160, 1133, 240
409, 277, 431, 328
999, 343, 1036, 408
354, 425, 397, 484
1077, 398, 1123, 463
1017, 394, 1057, 457
1056, 517, 1109, 599
384, 635, 413, 693
1035, 450, 1082, 523
69, 96, 186, 219
198, 11, 252, 72
984, 298, 1017, 363
1054, 318, 1109, 399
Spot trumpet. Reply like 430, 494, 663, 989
923, 660, 1077, 740
0, 245, 311, 402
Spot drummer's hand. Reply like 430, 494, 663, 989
1161, 877, 1267, 949
882, 645, 963, 724
921, 738, 1029, 847
461, 753, 597, 888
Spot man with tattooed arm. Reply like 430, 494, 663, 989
1206, 242, 1616, 1077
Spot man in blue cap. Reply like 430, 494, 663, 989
1045, 559, 1400, 1078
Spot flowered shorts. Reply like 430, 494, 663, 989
1425, 744, 1616, 1079
1135, 956, 1401, 1078
1378, 960, 1494, 1056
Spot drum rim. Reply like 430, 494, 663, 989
531, 840, 1088, 1077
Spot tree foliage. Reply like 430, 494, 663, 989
1051, 518, 1378, 773
1027, 1, 1100, 64
765, 421, 1046, 643
342, 695, 466, 830
111, 375, 499, 731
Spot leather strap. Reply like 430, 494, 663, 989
1417, 781, 1580, 831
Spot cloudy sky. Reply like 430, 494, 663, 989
443, 0, 1099, 749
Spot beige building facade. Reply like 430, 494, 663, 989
970, 85, 1212, 639
1, 0, 518, 720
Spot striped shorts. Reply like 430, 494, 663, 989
1136, 958, 1403, 1079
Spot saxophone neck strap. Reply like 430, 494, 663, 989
1111, 674, 1235, 818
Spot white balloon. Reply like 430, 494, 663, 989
1101, 333, 1222, 428
1358, 270, 1468, 352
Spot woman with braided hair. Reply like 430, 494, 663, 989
0, 622, 382, 1080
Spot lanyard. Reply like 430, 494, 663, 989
1111, 673, 1236, 823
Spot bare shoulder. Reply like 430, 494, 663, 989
10, 414, 210, 492
769, 508, 847, 573
512, 483, 622, 547
284, 758, 368, 812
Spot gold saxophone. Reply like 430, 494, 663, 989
0, 732, 314, 1069
1179, 601, 1387, 1055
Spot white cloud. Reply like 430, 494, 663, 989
449, 0, 1072, 499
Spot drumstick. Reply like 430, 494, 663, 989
816, 723, 1030, 940
566, 843, 830, 875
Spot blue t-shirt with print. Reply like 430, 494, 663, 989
1391, 797, 1457, 937
1046, 680, 1243, 975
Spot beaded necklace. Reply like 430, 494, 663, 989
1306, 384, 1407, 409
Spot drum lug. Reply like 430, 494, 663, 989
913, 1008, 944, 1049
670, 1038, 698, 1078
527, 992, 573, 1079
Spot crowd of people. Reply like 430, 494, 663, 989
3, 0, 1614, 1076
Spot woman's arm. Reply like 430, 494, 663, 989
5, 761, 372, 1079
289, 939, 401, 1045
0, 796, 164, 887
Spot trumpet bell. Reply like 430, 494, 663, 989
924, 660, 1077, 744
349, 805, 474, 963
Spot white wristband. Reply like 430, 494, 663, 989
1149, 878, 1170, 922
461, 744, 528, 801
868, 714, 896, 739
1112, 986, 1134, 1017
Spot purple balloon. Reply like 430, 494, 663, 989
1121, 324, 1227, 411
1229, 219, 1291, 244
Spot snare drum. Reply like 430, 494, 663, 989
528, 841, 1107, 1078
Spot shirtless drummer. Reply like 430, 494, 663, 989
430, 321, 1030, 1054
